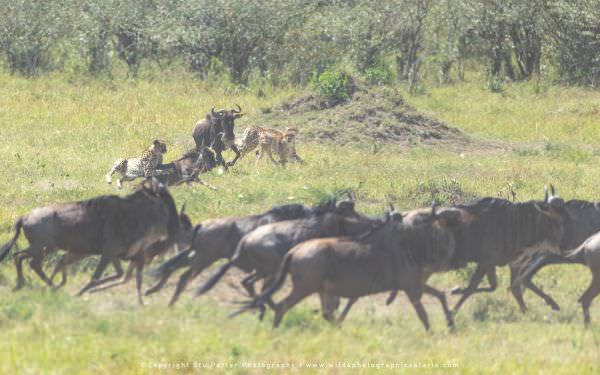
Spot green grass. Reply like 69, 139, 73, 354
2, 73, 600, 373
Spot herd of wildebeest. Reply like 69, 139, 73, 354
2, 106, 600, 331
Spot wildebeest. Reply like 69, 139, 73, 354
514, 230, 600, 326
0, 182, 186, 304
146, 200, 349, 306
154, 147, 217, 190
511, 191, 600, 300
46, 206, 194, 292
431, 194, 568, 315
234, 205, 460, 330
193, 106, 243, 168
194, 201, 379, 319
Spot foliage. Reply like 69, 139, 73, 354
311, 70, 354, 105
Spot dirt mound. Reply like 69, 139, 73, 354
256, 86, 476, 150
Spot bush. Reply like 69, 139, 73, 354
312, 70, 354, 106
364, 65, 393, 86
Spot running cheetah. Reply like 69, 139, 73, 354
105, 140, 167, 188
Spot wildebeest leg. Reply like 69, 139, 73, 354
336, 298, 358, 324
89, 261, 136, 293
318, 291, 340, 322
29, 253, 54, 287
192, 176, 217, 191
50, 253, 88, 288
272, 288, 312, 328
423, 284, 454, 329
523, 279, 560, 311
169, 268, 202, 306
509, 264, 560, 312
580, 275, 600, 327
14, 248, 33, 290
134, 255, 146, 305
257, 276, 278, 321
226, 145, 241, 167
386, 291, 398, 305
240, 272, 258, 297
215, 150, 227, 170
451, 269, 498, 295
406, 291, 430, 331
452, 264, 488, 315
77, 255, 116, 296
145, 269, 175, 296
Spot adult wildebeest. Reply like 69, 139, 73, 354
235, 205, 461, 330
510, 189, 600, 300
430, 194, 568, 315
46, 206, 194, 292
146, 200, 350, 306
193, 105, 243, 168
154, 147, 217, 190
194, 201, 380, 319
0, 182, 186, 305
514, 230, 600, 326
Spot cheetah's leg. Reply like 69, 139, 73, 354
106, 159, 125, 184
266, 148, 279, 165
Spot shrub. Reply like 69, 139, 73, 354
312, 70, 354, 106
364, 65, 393, 86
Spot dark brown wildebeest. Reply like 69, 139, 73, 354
154, 147, 217, 190
0, 182, 185, 305
514, 230, 600, 326
146, 200, 348, 306
509, 189, 600, 307
234, 205, 461, 330
427, 194, 568, 315
194, 201, 380, 319
193, 106, 243, 168
46, 207, 194, 292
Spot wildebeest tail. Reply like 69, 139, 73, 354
0, 218, 23, 262
195, 259, 234, 296
231, 252, 293, 317
151, 223, 201, 279
152, 249, 192, 279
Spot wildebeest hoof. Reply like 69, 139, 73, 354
450, 286, 464, 295
549, 302, 560, 311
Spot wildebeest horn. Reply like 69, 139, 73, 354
387, 202, 395, 213
431, 201, 437, 217
211, 107, 217, 117
550, 184, 556, 197
180, 204, 186, 215
544, 186, 549, 203
232, 104, 242, 113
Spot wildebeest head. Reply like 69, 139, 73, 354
210, 104, 243, 147
151, 139, 167, 154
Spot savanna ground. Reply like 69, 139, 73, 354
2, 72, 600, 374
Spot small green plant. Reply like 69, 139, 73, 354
312, 70, 354, 106
486, 75, 503, 93
364, 65, 393, 86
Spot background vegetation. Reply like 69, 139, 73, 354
1, 0, 600, 89
2, 1, 600, 374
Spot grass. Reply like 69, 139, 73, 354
2, 73, 600, 373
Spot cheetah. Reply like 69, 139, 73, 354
238, 126, 304, 165
105, 140, 167, 189
256, 127, 303, 166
